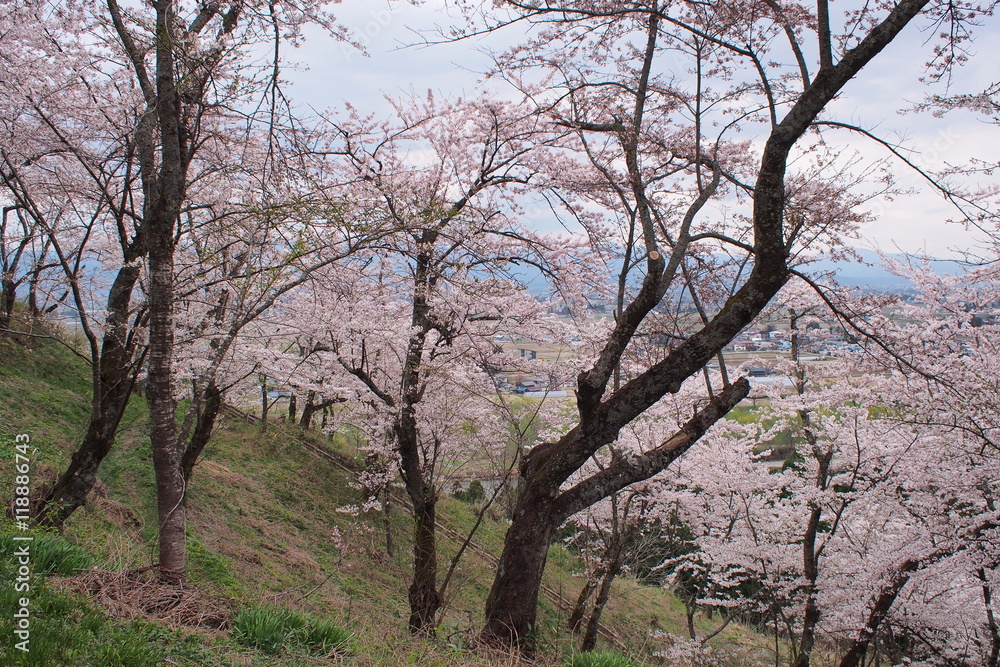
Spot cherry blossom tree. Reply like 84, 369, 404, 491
0, 0, 156, 526
284, 256, 538, 633
0, 203, 57, 333
563, 487, 657, 651
832, 264, 1000, 666
657, 270, 999, 665
116, 0, 357, 581
168, 135, 385, 482
0, 0, 356, 581
438, 0, 996, 646
272, 95, 600, 632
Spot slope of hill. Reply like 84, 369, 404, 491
0, 319, 772, 666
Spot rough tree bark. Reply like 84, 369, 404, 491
0, 204, 29, 336
398, 238, 443, 634
299, 391, 320, 429
299, 393, 344, 430
836, 559, 919, 667
145, 0, 187, 582
1, 4, 156, 528
580, 542, 624, 652
181, 380, 221, 482
108, 0, 242, 580
261, 378, 271, 430
568, 573, 600, 634
339, 235, 446, 633
483, 381, 751, 644
0, 274, 15, 333
980, 568, 1000, 667
34, 262, 144, 526
791, 308, 834, 667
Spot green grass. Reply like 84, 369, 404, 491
232, 604, 306, 653
0, 530, 93, 576
0, 318, 777, 666
0, 544, 212, 667
564, 649, 643, 667
232, 603, 351, 655
297, 614, 353, 654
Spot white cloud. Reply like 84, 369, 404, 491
287, 1, 999, 257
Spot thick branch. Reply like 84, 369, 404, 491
553, 378, 750, 522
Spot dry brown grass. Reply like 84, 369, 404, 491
54, 567, 232, 632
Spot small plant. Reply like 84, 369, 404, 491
564, 649, 642, 667
232, 604, 306, 653
0, 576, 178, 666
0, 530, 93, 576
297, 615, 352, 655
453, 480, 486, 504
232, 603, 350, 656
93, 629, 163, 666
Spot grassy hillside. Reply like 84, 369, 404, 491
0, 321, 772, 666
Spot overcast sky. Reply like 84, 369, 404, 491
284, 0, 1000, 259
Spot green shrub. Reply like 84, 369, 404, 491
232, 603, 351, 656
232, 604, 305, 653
296, 615, 352, 655
453, 480, 486, 504
564, 649, 642, 667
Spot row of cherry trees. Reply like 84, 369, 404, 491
637, 274, 996, 665
547, 273, 998, 664
1, 0, 997, 660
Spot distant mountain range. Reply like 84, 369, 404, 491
801, 249, 968, 292
518, 248, 970, 297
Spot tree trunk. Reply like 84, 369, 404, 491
27, 241, 53, 319
482, 381, 749, 646
0, 276, 16, 334
383, 491, 394, 558
794, 469, 831, 667
299, 391, 318, 430
408, 494, 441, 633
980, 568, 999, 667
26, 265, 40, 318
793, 551, 822, 667
837, 562, 917, 667
793, 446, 832, 667
287, 393, 296, 423
181, 380, 221, 481
147, 217, 184, 581
581, 554, 623, 651
478, 0, 933, 644
33, 264, 142, 526
260, 378, 270, 430
395, 240, 446, 634
36, 411, 122, 525
147, 0, 186, 582
482, 487, 559, 647
568, 574, 599, 633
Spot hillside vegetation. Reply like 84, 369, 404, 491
0, 323, 769, 666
